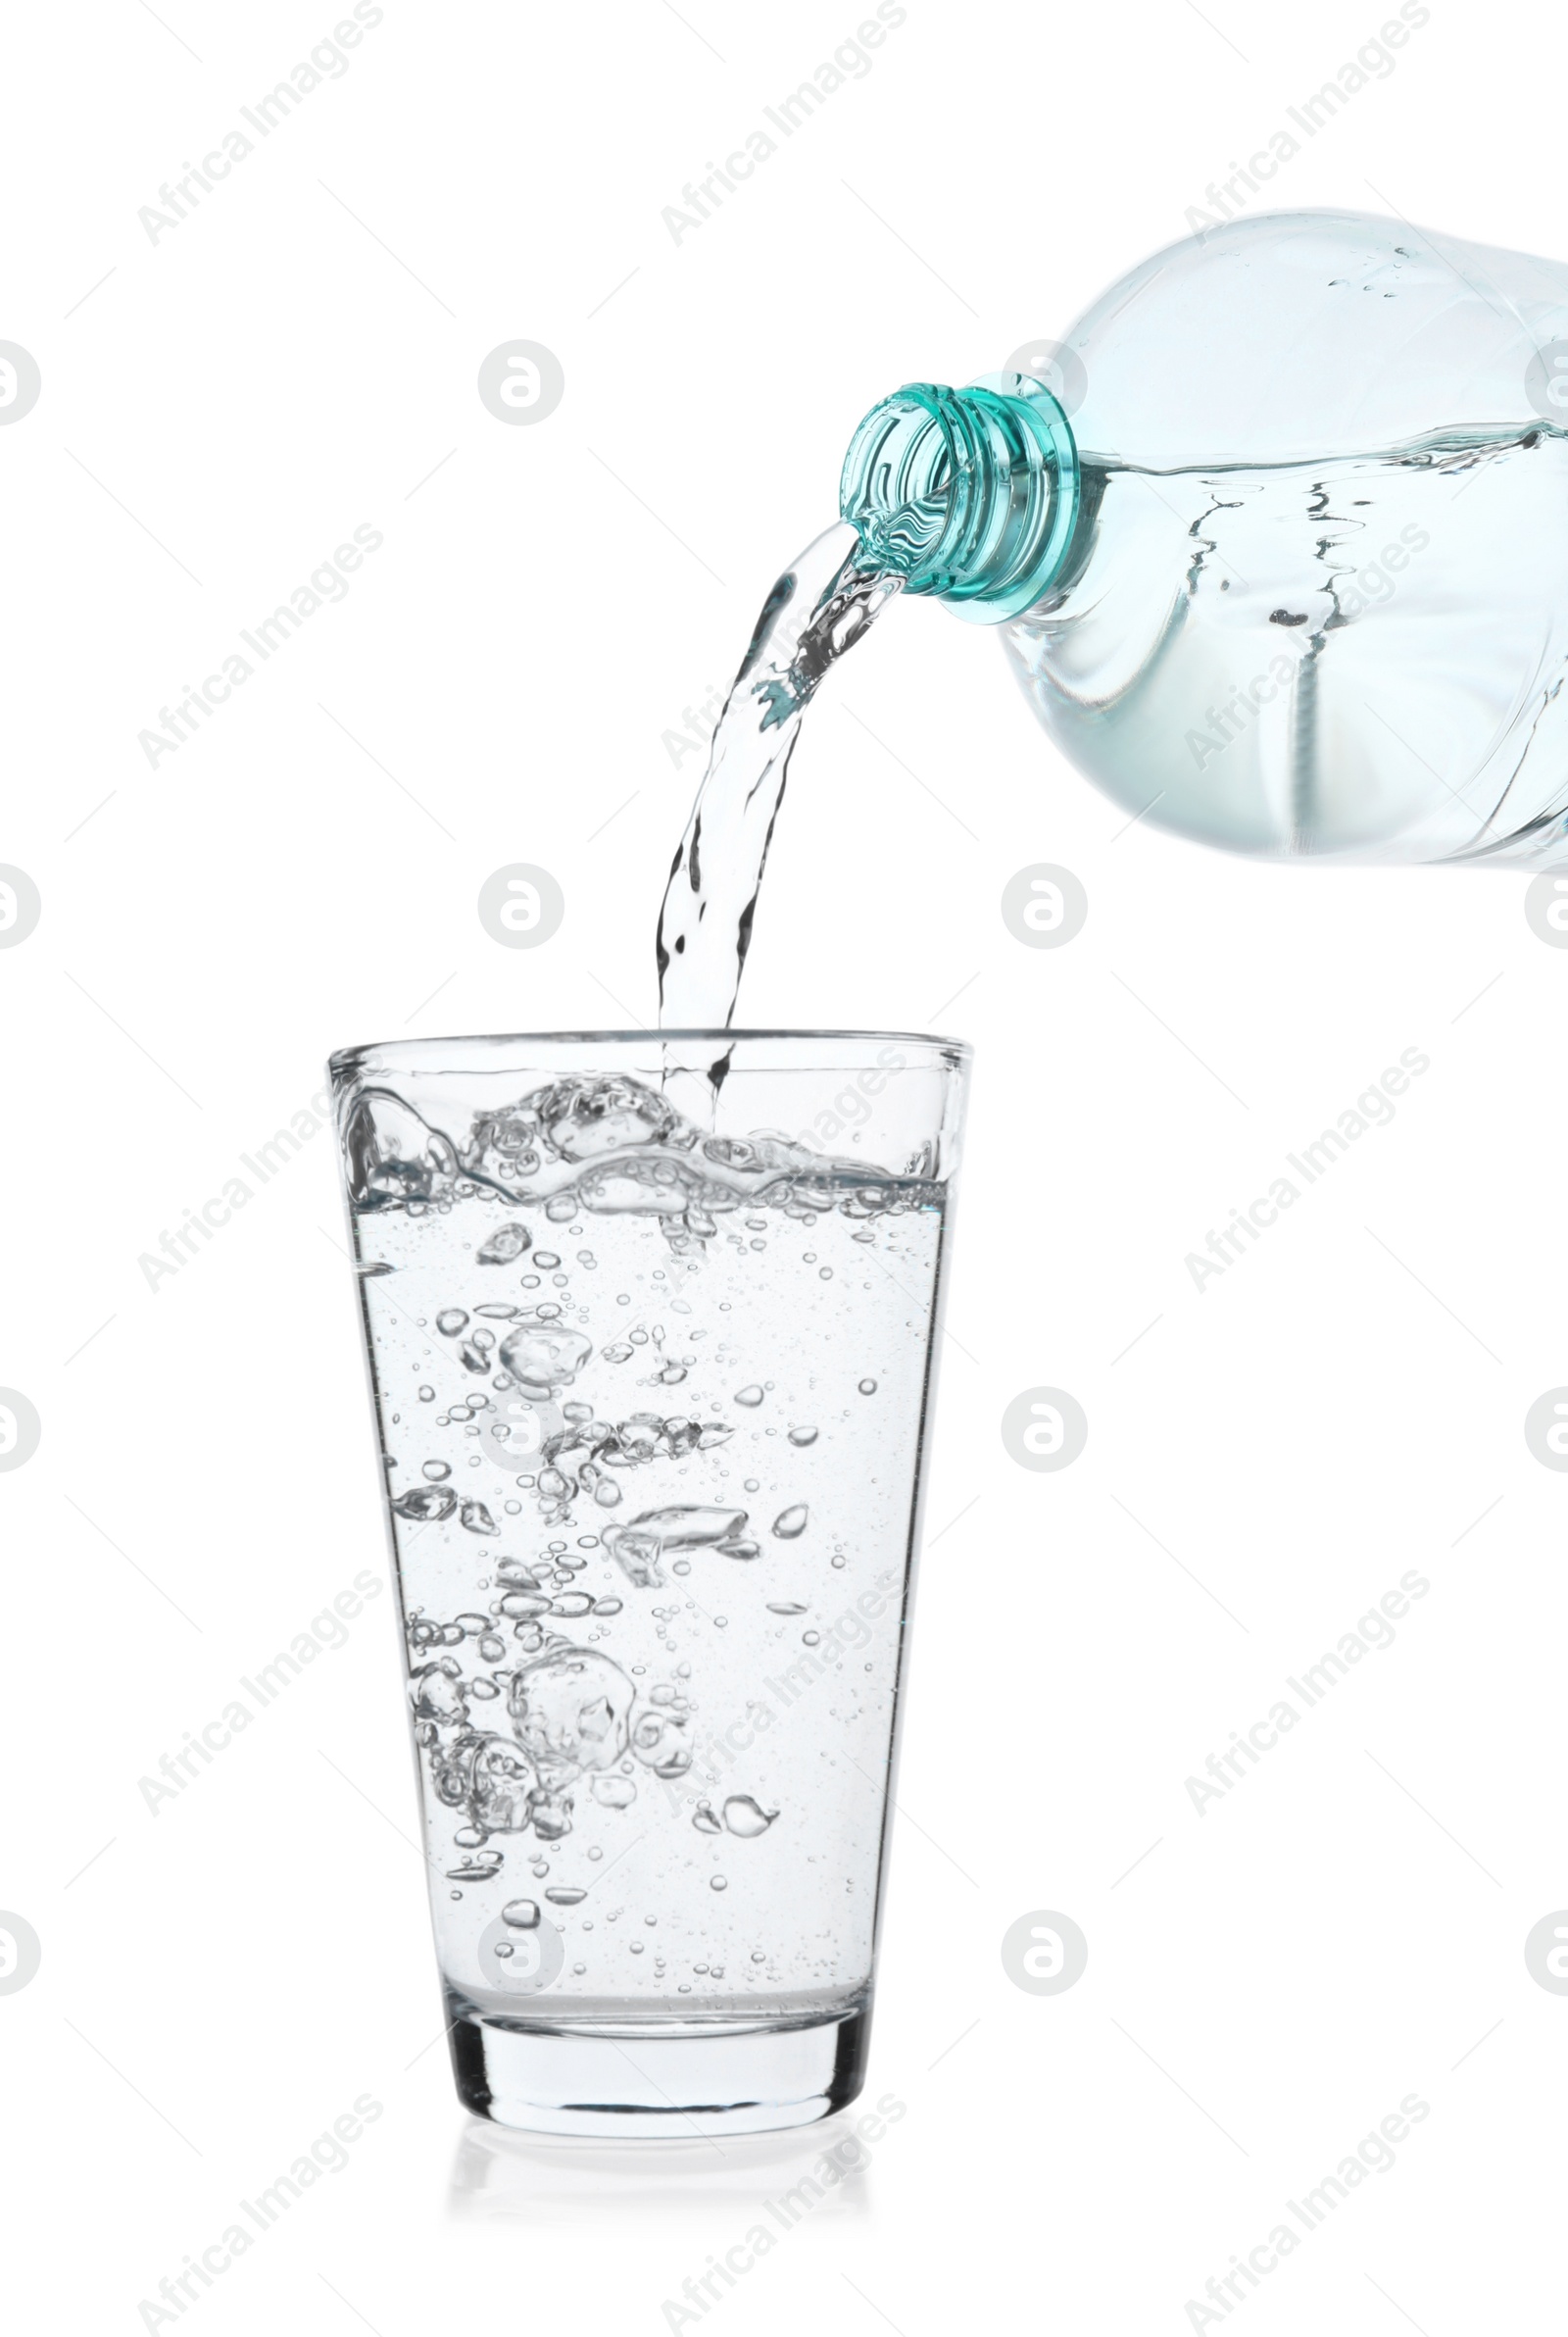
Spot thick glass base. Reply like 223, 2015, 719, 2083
447, 1996, 870, 2137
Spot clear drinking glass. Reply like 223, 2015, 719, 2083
329, 1030, 970, 2135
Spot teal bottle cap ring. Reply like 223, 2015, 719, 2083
839, 373, 1080, 622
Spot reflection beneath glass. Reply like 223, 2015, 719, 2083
449, 2107, 880, 2226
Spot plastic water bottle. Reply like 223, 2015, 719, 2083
840, 209, 1568, 867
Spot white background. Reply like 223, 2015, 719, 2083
2, 1, 1564, 2330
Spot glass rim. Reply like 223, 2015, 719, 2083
329, 1026, 973, 1077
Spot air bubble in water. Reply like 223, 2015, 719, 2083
393, 1485, 456, 1521
605, 1526, 662, 1588
531, 1792, 574, 1840
500, 1317, 594, 1394
693, 1803, 721, 1834
771, 1505, 808, 1539
545, 1886, 586, 1905
766, 1601, 808, 1616
591, 1772, 636, 1808
722, 1796, 776, 1837
461, 1499, 499, 1535
447, 1853, 504, 1881
477, 1223, 531, 1265
436, 1309, 468, 1336
510, 1645, 635, 1781
734, 1385, 764, 1407
628, 1504, 750, 1549
858, 1379, 878, 1395
629, 1709, 692, 1779
502, 1899, 541, 1928
788, 1425, 818, 1446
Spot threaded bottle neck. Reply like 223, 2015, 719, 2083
839, 376, 1080, 622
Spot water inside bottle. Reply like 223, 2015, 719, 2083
1005, 422, 1568, 863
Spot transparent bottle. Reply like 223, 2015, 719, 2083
840, 209, 1568, 867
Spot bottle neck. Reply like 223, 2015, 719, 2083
839, 376, 1080, 622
